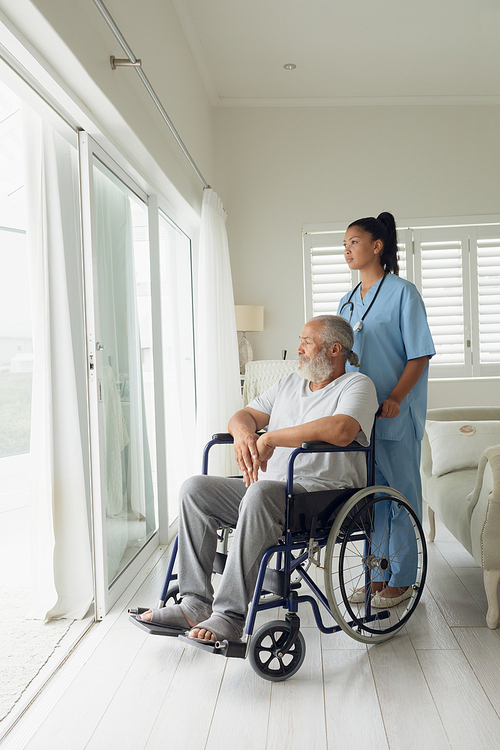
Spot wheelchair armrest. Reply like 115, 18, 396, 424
300, 440, 366, 452
211, 430, 267, 442
203, 431, 268, 475
301, 440, 334, 450
211, 433, 234, 442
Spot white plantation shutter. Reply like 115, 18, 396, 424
470, 226, 500, 374
413, 227, 471, 377
397, 228, 412, 282
304, 232, 358, 317
304, 228, 412, 318
304, 220, 500, 378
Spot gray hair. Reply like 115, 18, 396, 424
312, 315, 360, 367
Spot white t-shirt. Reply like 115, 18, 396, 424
247, 371, 378, 491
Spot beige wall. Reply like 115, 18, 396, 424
214, 105, 500, 406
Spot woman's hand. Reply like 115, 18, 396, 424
378, 397, 401, 419
377, 356, 431, 420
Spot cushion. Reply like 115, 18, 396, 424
425, 420, 500, 477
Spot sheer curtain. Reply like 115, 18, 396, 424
23, 108, 93, 620
195, 188, 241, 476
159, 215, 197, 521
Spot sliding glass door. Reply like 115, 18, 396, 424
80, 134, 158, 616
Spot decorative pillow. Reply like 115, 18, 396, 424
426, 420, 500, 477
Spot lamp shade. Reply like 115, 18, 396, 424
235, 305, 264, 332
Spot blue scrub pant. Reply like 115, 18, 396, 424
371, 419, 422, 587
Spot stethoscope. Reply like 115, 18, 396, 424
339, 274, 387, 332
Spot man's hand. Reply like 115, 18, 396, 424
228, 408, 271, 487
234, 432, 261, 487
255, 434, 276, 475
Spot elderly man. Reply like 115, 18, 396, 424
139, 315, 378, 643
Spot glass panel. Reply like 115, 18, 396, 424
92, 158, 157, 585
0, 231, 31, 458
0, 225, 31, 630
158, 211, 196, 522
0, 80, 33, 719
0, 75, 89, 724
0, 83, 30, 471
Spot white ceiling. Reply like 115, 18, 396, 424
173, 0, 500, 106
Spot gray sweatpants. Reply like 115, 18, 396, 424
177, 475, 305, 628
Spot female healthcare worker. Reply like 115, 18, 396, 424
338, 212, 435, 608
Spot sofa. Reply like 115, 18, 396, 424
421, 406, 500, 629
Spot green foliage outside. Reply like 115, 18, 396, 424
0, 372, 32, 457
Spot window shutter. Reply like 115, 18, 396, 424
470, 226, 500, 374
304, 219, 500, 378
397, 228, 412, 282
304, 228, 412, 319
304, 232, 358, 317
413, 227, 471, 377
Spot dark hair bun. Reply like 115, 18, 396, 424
377, 212, 396, 232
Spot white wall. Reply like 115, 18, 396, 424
0, 0, 214, 218
1, 2, 498, 408
214, 105, 500, 407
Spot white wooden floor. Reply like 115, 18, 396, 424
8, 516, 500, 750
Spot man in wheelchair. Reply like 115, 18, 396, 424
138, 315, 378, 646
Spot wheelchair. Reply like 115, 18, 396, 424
130, 423, 427, 682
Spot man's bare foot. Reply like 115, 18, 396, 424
187, 614, 243, 643
189, 626, 216, 642
139, 608, 196, 628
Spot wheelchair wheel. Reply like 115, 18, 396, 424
248, 620, 306, 681
324, 486, 426, 644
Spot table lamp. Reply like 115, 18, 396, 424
235, 305, 264, 374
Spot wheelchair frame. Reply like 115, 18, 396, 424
130, 426, 427, 681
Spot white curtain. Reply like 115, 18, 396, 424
159, 216, 197, 514
195, 188, 241, 476
23, 109, 93, 620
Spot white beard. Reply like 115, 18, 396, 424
298, 349, 333, 383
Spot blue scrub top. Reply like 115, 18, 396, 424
338, 274, 435, 442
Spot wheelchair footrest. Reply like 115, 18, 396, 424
128, 613, 188, 637
178, 634, 247, 658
